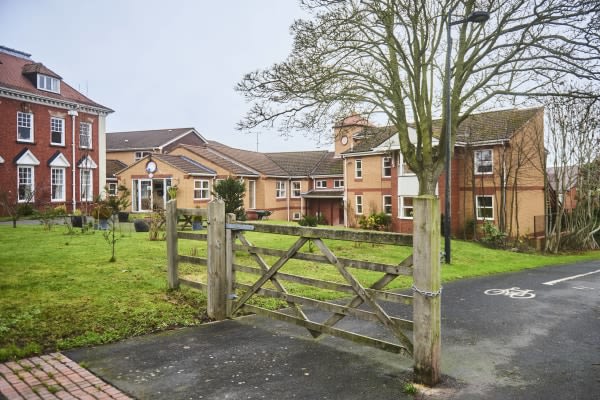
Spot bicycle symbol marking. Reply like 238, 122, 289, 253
484, 287, 536, 299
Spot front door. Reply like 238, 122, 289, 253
133, 179, 153, 212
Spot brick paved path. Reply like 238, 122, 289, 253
0, 353, 132, 400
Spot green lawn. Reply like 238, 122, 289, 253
1, 222, 598, 361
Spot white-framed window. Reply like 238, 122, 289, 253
399, 196, 414, 219
107, 182, 118, 196
355, 159, 362, 178
17, 112, 34, 142
50, 117, 65, 145
291, 181, 301, 197
37, 74, 60, 93
476, 195, 494, 220
248, 180, 256, 209
316, 180, 327, 189
80, 169, 93, 201
17, 166, 34, 202
383, 195, 392, 215
51, 168, 65, 201
355, 195, 363, 214
276, 181, 286, 198
474, 149, 493, 174
400, 153, 415, 176
334, 179, 344, 188
80, 122, 92, 149
292, 212, 301, 220
194, 180, 210, 200
134, 151, 151, 161
383, 157, 392, 177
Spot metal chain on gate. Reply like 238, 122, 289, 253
411, 284, 443, 298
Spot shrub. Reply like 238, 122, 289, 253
298, 214, 318, 227
17, 203, 34, 217
358, 212, 391, 231
481, 221, 508, 249
35, 205, 64, 231
298, 214, 327, 227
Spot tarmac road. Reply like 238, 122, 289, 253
65, 260, 600, 399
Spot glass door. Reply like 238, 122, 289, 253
133, 179, 153, 211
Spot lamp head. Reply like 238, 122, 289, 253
467, 11, 490, 24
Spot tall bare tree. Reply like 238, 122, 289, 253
237, 0, 600, 195
545, 97, 600, 252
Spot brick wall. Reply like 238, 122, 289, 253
0, 98, 100, 214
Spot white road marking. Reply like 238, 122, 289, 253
572, 286, 595, 290
542, 269, 600, 286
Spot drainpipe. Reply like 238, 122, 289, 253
287, 178, 291, 221
68, 109, 79, 212
342, 157, 348, 227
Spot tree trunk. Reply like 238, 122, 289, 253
417, 169, 438, 196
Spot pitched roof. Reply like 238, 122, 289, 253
106, 128, 204, 151
22, 62, 62, 79
343, 107, 543, 155
309, 152, 343, 176
177, 144, 259, 177
206, 141, 289, 176
453, 107, 543, 143
266, 151, 330, 176
152, 154, 216, 176
343, 126, 397, 154
206, 141, 343, 178
0, 46, 112, 112
106, 159, 128, 178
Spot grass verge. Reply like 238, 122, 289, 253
1, 222, 598, 361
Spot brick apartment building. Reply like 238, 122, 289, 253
0, 45, 113, 214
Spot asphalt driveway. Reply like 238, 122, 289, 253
64, 260, 600, 399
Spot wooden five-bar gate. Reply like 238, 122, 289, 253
166, 198, 442, 385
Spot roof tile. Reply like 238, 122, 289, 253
0, 49, 111, 111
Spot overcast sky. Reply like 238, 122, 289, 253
0, 1, 332, 152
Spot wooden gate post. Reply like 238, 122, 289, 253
207, 199, 227, 320
166, 199, 179, 289
412, 195, 441, 386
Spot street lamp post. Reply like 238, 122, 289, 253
444, 10, 489, 264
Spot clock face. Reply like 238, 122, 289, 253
341, 135, 348, 145
145, 160, 158, 174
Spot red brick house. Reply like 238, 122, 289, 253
0, 45, 113, 214
336, 107, 546, 238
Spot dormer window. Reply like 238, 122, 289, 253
37, 74, 60, 93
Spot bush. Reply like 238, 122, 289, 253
17, 203, 34, 217
297, 214, 327, 227
480, 221, 508, 249
298, 215, 318, 227
358, 212, 391, 231
35, 205, 66, 230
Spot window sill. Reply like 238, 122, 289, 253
17, 140, 35, 144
